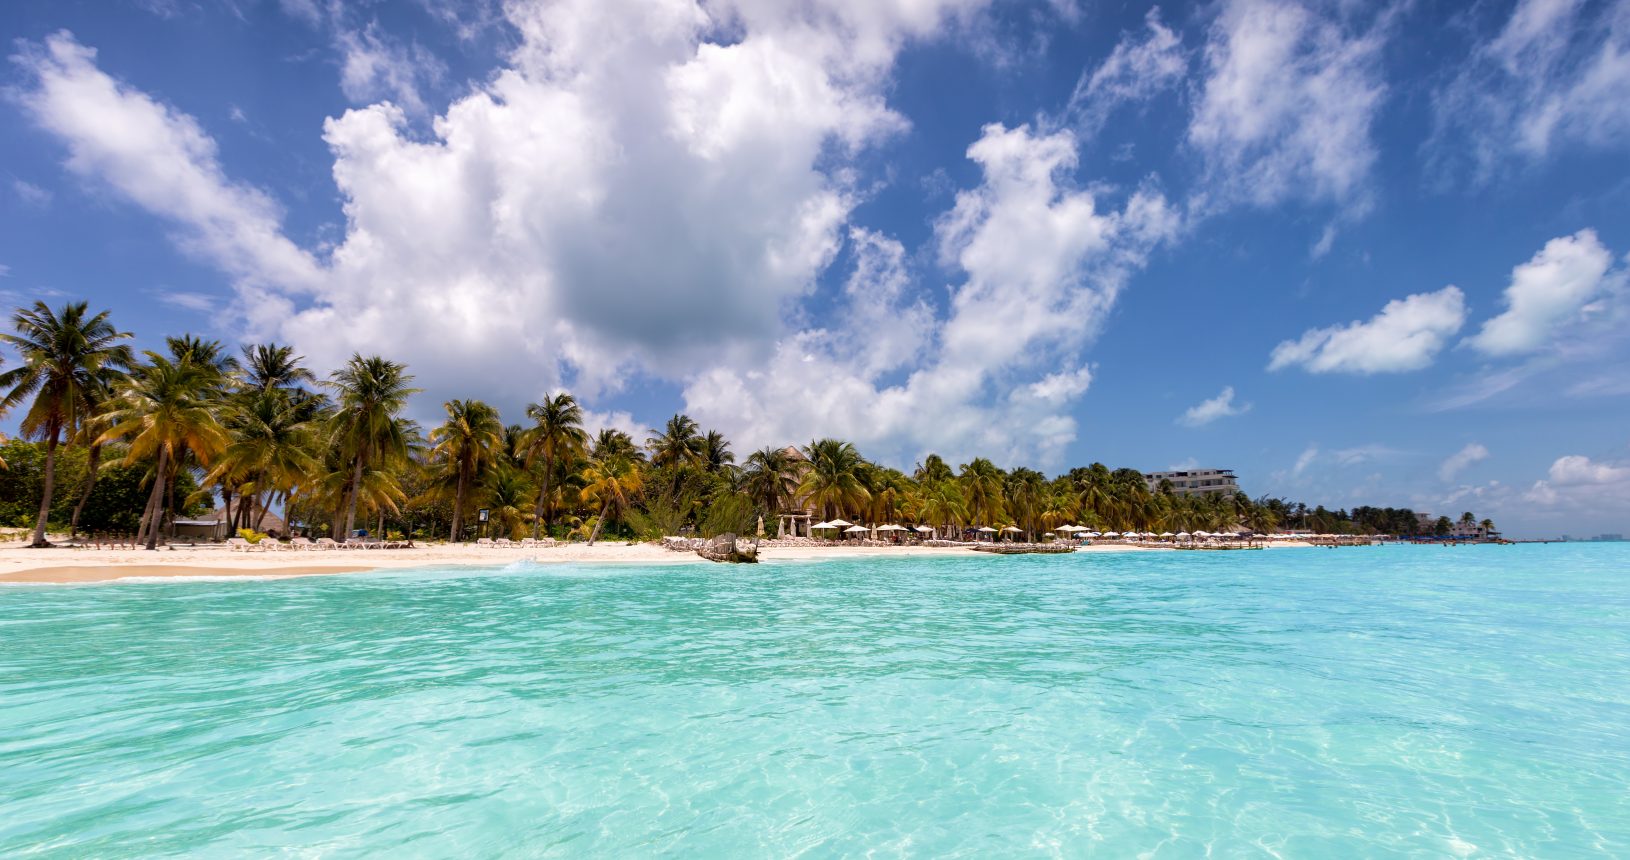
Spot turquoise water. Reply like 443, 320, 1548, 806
3, 544, 1628, 857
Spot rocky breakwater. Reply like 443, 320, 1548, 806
697, 533, 758, 564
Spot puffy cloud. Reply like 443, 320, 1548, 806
1438, 442, 1490, 482
1431, 0, 1630, 180
15, 5, 1186, 468
1268, 286, 1467, 374
684, 122, 1175, 467
1525, 454, 1630, 508
11, 32, 324, 296
1067, 7, 1186, 133
1177, 385, 1249, 427
1467, 229, 1615, 356
1187, 0, 1387, 209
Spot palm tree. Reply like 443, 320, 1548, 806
798, 438, 869, 520
700, 430, 734, 473
648, 413, 703, 469
742, 446, 803, 537
918, 480, 967, 538
241, 343, 316, 393
429, 399, 504, 542
521, 393, 587, 538
584, 454, 643, 545
590, 427, 642, 463
959, 457, 1007, 527
98, 353, 227, 549
325, 355, 418, 539
484, 467, 534, 540
207, 387, 320, 533
0, 301, 133, 546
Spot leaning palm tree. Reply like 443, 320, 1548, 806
0, 301, 133, 546
324, 355, 418, 539
798, 438, 870, 520
521, 393, 587, 539
583, 454, 643, 545
98, 353, 227, 549
206, 387, 320, 533
428, 398, 504, 542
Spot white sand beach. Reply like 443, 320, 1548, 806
0, 539, 1193, 585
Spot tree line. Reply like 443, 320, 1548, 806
0, 301, 1494, 549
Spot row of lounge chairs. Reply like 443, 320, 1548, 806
227, 537, 414, 552
470, 537, 559, 548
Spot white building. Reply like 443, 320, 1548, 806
1144, 468, 1240, 497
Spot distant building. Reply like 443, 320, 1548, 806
1593, 533, 1624, 542
1144, 468, 1240, 497
1415, 512, 1437, 534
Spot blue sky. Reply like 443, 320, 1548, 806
3, 0, 1628, 538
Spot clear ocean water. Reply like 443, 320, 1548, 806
3, 543, 1628, 857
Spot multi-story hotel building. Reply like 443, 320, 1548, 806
1143, 468, 1241, 497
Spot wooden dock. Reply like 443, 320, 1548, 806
968, 544, 1077, 555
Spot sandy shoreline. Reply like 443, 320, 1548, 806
0, 540, 1203, 585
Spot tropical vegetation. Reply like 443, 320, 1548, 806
0, 303, 1497, 548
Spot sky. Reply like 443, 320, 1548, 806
2, 0, 1628, 539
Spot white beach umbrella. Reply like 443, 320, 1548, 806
828, 518, 853, 528
1176, 531, 1191, 539
810, 521, 836, 530
1160, 532, 1175, 538
1001, 526, 1022, 533
1102, 531, 1120, 537
877, 524, 905, 532
976, 526, 997, 533
1084, 531, 1101, 538
1044, 532, 1055, 537
844, 525, 868, 533
914, 525, 934, 533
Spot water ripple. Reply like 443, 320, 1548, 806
2, 544, 1628, 857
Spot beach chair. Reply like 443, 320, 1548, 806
474, 538, 494, 547
288, 537, 314, 551
494, 538, 513, 548
315, 537, 340, 551
226, 537, 254, 553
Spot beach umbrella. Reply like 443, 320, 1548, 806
976, 526, 997, 533
1044, 532, 1055, 537
877, 524, 904, 532
1102, 531, 1120, 537
1001, 526, 1022, 533
914, 525, 934, 533
1176, 531, 1191, 539
1084, 531, 1101, 538
1160, 532, 1175, 538
811, 521, 836, 530
828, 518, 853, 528
844, 525, 868, 533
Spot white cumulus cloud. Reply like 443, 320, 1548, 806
1268, 286, 1467, 374
1177, 385, 1250, 427
1067, 7, 1186, 133
1467, 229, 1615, 356
1525, 454, 1630, 510
1438, 442, 1490, 482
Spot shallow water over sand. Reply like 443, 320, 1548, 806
3, 544, 1628, 856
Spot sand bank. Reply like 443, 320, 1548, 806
0, 539, 1187, 585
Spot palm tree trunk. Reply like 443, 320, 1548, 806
450, 467, 467, 542
221, 484, 234, 531
531, 466, 551, 540
69, 441, 103, 537
342, 456, 364, 538
587, 498, 611, 545
142, 449, 171, 551
29, 427, 61, 547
